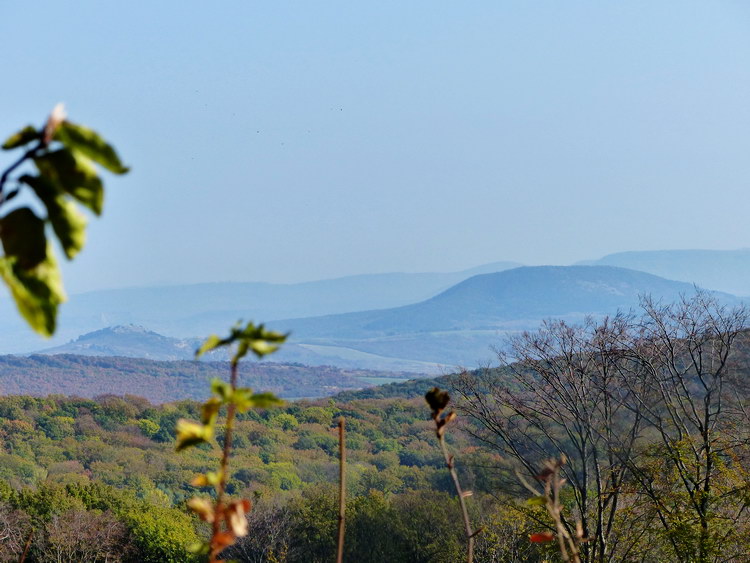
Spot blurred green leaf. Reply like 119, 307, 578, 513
249, 391, 283, 409
34, 149, 104, 215
54, 121, 129, 174
249, 339, 282, 357
0, 243, 65, 337
231, 388, 255, 412
195, 321, 288, 363
210, 378, 232, 401
527, 496, 547, 507
201, 397, 221, 426
196, 334, 222, 358
21, 175, 87, 259
187, 541, 211, 555
191, 470, 223, 488
2, 125, 39, 150
175, 419, 213, 452
0, 207, 47, 268
231, 388, 283, 412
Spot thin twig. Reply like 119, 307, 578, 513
0, 143, 42, 206
426, 388, 477, 563
437, 429, 476, 563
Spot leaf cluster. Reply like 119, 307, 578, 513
0, 107, 127, 336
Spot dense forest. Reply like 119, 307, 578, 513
3, 294, 750, 562
0, 392, 551, 562
0, 355, 412, 402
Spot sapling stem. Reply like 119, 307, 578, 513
425, 387, 478, 563
336, 417, 346, 563
209, 361, 240, 563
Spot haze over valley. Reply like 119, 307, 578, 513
1, 249, 747, 393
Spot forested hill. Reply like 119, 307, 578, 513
0, 355, 414, 402
332, 375, 447, 401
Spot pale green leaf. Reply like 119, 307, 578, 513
230, 389, 282, 412
175, 419, 213, 451
21, 175, 87, 259
0, 245, 66, 337
250, 392, 283, 409
196, 334, 223, 358
34, 149, 104, 215
210, 378, 232, 401
201, 397, 221, 425
54, 121, 129, 174
2, 125, 39, 150
249, 340, 281, 358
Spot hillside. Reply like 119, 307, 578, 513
581, 249, 750, 296
38, 325, 201, 360
36, 325, 446, 373
271, 265, 739, 367
0, 355, 414, 402
0, 261, 520, 355
34, 266, 740, 372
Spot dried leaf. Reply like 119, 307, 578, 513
425, 387, 450, 415
225, 499, 251, 537
529, 532, 555, 543
187, 497, 215, 523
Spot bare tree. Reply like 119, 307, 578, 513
455, 292, 750, 562
455, 314, 644, 562
0, 503, 31, 563
35, 509, 132, 563
611, 293, 750, 562
222, 499, 297, 563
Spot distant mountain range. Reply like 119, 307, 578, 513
267, 265, 738, 367
580, 249, 750, 296
36, 265, 738, 372
0, 261, 520, 355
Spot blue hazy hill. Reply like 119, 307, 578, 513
580, 249, 750, 296
0, 261, 520, 355
40, 266, 738, 373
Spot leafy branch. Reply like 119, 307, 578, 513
177, 321, 287, 562
0, 104, 128, 336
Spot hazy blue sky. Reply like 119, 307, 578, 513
2, 1, 750, 292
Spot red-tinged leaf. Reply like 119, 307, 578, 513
529, 532, 555, 543
212, 532, 235, 550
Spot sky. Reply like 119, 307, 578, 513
2, 1, 750, 293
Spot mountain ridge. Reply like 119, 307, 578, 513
0, 261, 521, 355
580, 249, 750, 296
36, 265, 740, 371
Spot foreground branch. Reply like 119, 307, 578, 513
426, 387, 479, 563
